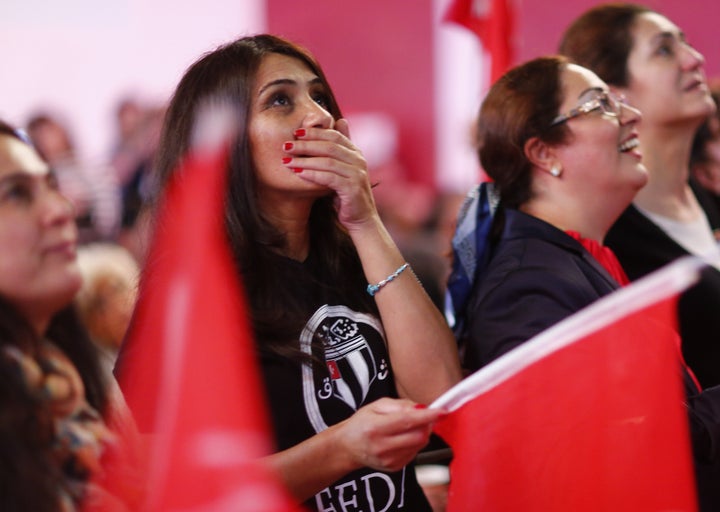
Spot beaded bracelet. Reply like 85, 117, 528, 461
367, 262, 410, 297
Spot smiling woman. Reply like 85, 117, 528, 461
0, 120, 134, 511
449, 55, 646, 372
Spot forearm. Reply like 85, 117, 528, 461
349, 216, 462, 404
263, 421, 358, 502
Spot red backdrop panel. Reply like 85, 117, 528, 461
267, 0, 436, 188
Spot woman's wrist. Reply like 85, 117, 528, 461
324, 419, 365, 475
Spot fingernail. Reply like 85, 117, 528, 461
283, 142, 294, 151
414, 404, 428, 410
294, 128, 306, 137
293, 168, 303, 173
282, 157, 292, 164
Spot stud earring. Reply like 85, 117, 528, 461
550, 165, 562, 177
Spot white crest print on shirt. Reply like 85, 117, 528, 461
300, 305, 412, 511
300, 305, 387, 433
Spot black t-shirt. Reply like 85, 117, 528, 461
259, 255, 431, 511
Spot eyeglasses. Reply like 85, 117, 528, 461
550, 91, 626, 127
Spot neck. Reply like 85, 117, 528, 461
633, 124, 700, 220
521, 200, 610, 243
259, 193, 313, 261
20, 308, 51, 338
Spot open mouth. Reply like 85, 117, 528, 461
684, 79, 705, 92
618, 137, 639, 152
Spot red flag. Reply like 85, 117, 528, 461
432, 257, 703, 511
444, 0, 515, 83
110, 106, 300, 511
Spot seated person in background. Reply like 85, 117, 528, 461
26, 113, 122, 244
76, 243, 139, 379
690, 84, 720, 220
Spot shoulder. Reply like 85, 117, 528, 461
461, 216, 608, 369
480, 211, 591, 293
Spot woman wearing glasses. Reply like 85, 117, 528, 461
447, 53, 720, 511
560, 4, 720, 391
447, 55, 645, 371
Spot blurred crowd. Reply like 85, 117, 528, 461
12, 98, 164, 383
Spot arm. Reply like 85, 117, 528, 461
283, 119, 462, 404
263, 398, 444, 502
350, 220, 461, 403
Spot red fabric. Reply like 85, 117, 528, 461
565, 230, 702, 390
110, 133, 300, 510
566, 230, 630, 286
444, 0, 515, 83
434, 292, 697, 511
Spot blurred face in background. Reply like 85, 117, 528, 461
0, 134, 80, 331
621, 12, 716, 128
693, 115, 720, 194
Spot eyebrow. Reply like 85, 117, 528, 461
652, 30, 685, 44
0, 171, 29, 187
577, 86, 605, 100
258, 76, 324, 96
0, 168, 52, 186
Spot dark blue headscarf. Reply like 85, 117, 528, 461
445, 181, 500, 335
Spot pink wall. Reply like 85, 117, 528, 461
517, 0, 720, 78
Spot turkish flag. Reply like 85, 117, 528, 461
433, 257, 703, 511
444, 0, 515, 84
110, 106, 300, 511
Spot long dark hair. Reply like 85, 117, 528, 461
154, 34, 375, 358
0, 300, 108, 510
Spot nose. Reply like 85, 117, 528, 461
619, 101, 642, 126
680, 42, 705, 71
42, 188, 76, 227
300, 97, 334, 130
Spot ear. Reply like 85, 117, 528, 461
524, 136, 558, 174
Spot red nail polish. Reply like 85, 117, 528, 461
294, 128, 306, 137
282, 157, 292, 164
414, 404, 428, 410
293, 168, 303, 173
283, 142, 294, 151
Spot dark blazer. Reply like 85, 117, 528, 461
462, 208, 619, 371
605, 203, 720, 390
460, 208, 720, 511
